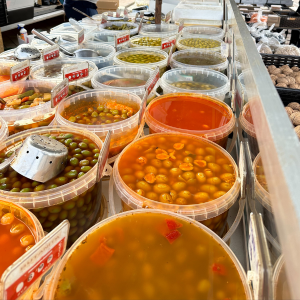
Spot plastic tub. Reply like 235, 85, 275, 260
0, 200, 44, 300
139, 24, 179, 38
30, 58, 98, 87
59, 43, 115, 69
0, 126, 105, 247
113, 132, 240, 236
31, 34, 77, 49
170, 50, 228, 73
160, 68, 229, 101
182, 25, 225, 39
0, 60, 22, 85
99, 22, 139, 36
54, 90, 142, 159
92, 66, 158, 104
0, 80, 58, 135
176, 36, 223, 51
129, 34, 175, 53
239, 102, 259, 160
145, 93, 235, 149
43, 209, 252, 300
114, 48, 168, 76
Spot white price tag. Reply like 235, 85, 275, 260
115, 31, 130, 48
161, 37, 176, 50
2, 221, 69, 300
42, 44, 60, 62
116, 8, 121, 17
165, 10, 172, 23
78, 28, 84, 44
63, 62, 89, 82
97, 131, 112, 181
51, 78, 69, 108
108, 11, 113, 17
10, 60, 30, 83
101, 15, 108, 24
221, 42, 229, 57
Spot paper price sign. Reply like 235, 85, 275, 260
42, 44, 60, 62
138, 17, 144, 33
178, 20, 184, 33
97, 131, 112, 182
124, 8, 129, 17
78, 28, 84, 44
101, 15, 108, 24
2, 221, 69, 300
108, 11, 113, 16
63, 62, 89, 82
115, 31, 130, 46
146, 67, 160, 95
10, 60, 30, 82
51, 78, 69, 108
165, 10, 172, 23
161, 38, 176, 50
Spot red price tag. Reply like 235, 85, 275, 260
78, 28, 84, 44
51, 78, 69, 108
146, 67, 160, 95
124, 8, 129, 17
161, 38, 176, 50
2, 221, 69, 300
116, 9, 121, 17
10, 61, 30, 82
42, 44, 60, 62
97, 131, 112, 181
101, 15, 108, 24
178, 20, 184, 33
116, 31, 130, 46
63, 62, 89, 82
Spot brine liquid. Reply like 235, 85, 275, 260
54, 212, 247, 300
275, 263, 292, 300
149, 97, 231, 131
176, 56, 225, 66
103, 78, 146, 87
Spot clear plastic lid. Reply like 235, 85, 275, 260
145, 93, 235, 142
182, 25, 225, 39
170, 49, 228, 72
139, 24, 179, 38
54, 90, 141, 158
160, 68, 229, 101
0, 126, 103, 209
59, 43, 115, 69
0, 80, 57, 135
0, 116, 8, 142
30, 58, 98, 85
129, 34, 175, 53
91, 65, 158, 98
44, 209, 252, 300
176, 36, 224, 52
99, 22, 139, 36
0, 49, 43, 66
30, 34, 77, 49
0, 60, 22, 85
113, 132, 240, 221
113, 48, 168, 72
239, 102, 256, 138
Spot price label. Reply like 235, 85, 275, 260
138, 17, 144, 33
221, 43, 229, 57
2, 221, 69, 300
165, 10, 172, 23
108, 11, 113, 17
161, 38, 176, 50
145, 67, 160, 95
63, 62, 89, 82
10, 60, 30, 82
178, 19, 184, 33
115, 31, 130, 47
116, 9, 121, 17
97, 131, 112, 182
42, 44, 60, 62
138, 89, 149, 126
78, 28, 84, 44
51, 78, 69, 108
124, 8, 129, 17
101, 15, 108, 24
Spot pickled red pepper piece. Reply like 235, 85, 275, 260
165, 219, 182, 231
165, 230, 181, 244
90, 242, 115, 266
212, 263, 226, 276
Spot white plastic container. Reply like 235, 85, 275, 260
160, 68, 229, 100
0, 125, 105, 246
182, 25, 225, 39
92, 66, 158, 103
30, 58, 98, 86
170, 49, 228, 73
0, 60, 22, 85
0, 80, 57, 135
139, 24, 179, 38
0, 200, 44, 300
43, 209, 252, 300
59, 43, 115, 69
176, 36, 223, 51
113, 132, 240, 236
31, 34, 77, 50
113, 48, 168, 76
54, 90, 142, 159
99, 22, 139, 36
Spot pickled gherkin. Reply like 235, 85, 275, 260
179, 38, 221, 49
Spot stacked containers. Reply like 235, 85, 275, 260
54, 90, 142, 159
145, 93, 235, 149
0, 80, 57, 135
92, 66, 158, 103
59, 43, 116, 69
0, 126, 105, 246
160, 68, 229, 101
170, 49, 228, 73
